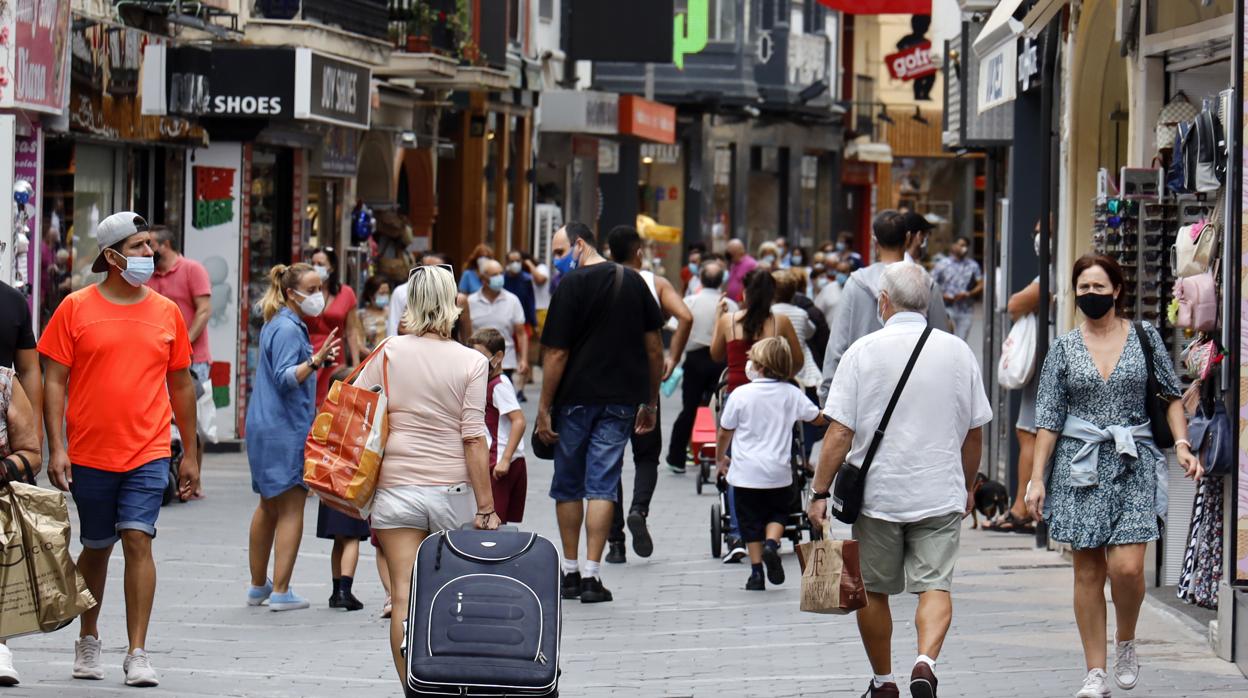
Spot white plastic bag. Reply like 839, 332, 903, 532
196, 380, 218, 444
997, 314, 1037, 390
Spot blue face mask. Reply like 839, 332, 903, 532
116, 254, 155, 287
375, 294, 390, 309
553, 245, 577, 275
836, 272, 849, 286
688, 262, 699, 275
488, 274, 505, 291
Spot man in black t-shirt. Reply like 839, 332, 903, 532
0, 280, 42, 687
536, 223, 663, 604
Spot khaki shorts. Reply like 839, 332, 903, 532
853, 512, 962, 595
371, 483, 476, 532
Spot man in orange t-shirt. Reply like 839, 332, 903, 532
39, 211, 199, 688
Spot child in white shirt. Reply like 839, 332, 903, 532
717, 337, 826, 590
471, 329, 528, 523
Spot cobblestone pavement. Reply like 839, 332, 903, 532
7, 389, 1247, 697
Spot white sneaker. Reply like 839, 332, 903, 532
1076, 668, 1112, 697
0, 644, 19, 686
123, 649, 160, 687
1114, 639, 1139, 690
72, 636, 105, 680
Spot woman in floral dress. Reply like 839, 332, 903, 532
1026, 254, 1202, 698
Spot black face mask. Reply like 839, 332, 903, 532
1076, 292, 1115, 319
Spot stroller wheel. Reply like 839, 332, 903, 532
710, 503, 722, 558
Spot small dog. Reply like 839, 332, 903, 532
970, 473, 1010, 529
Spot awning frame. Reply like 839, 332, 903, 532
972, 0, 1025, 57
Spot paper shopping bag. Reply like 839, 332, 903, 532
0, 482, 97, 639
796, 524, 867, 615
304, 341, 390, 519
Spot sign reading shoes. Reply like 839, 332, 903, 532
143, 46, 370, 129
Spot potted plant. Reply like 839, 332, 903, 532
405, 3, 434, 53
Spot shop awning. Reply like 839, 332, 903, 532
972, 0, 1025, 57
1023, 0, 1069, 36
845, 139, 893, 164
817, 0, 930, 13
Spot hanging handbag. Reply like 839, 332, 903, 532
997, 314, 1037, 390
1173, 219, 1217, 278
1133, 322, 1175, 449
303, 339, 391, 519
1188, 400, 1232, 478
1173, 272, 1218, 331
830, 326, 931, 525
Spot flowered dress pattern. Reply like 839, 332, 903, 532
1035, 322, 1181, 550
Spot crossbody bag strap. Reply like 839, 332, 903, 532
859, 325, 932, 478
569, 263, 625, 358
1134, 321, 1159, 395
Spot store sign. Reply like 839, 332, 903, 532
192, 166, 236, 229
1017, 36, 1039, 92
641, 143, 680, 164
1, 0, 72, 113
977, 40, 1016, 114
884, 41, 936, 82
539, 91, 619, 135
314, 128, 361, 177
297, 50, 371, 129
618, 95, 676, 144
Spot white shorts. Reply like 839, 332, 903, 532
371, 483, 476, 532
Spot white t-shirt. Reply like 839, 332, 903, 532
387, 280, 409, 337
488, 374, 525, 461
532, 263, 552, 311
823, 312, 993, 522
468, 290, 526, 369
720, 379, 821, 489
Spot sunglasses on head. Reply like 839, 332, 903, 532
409, 263, 454, 279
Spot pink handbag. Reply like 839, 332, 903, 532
1174, 272, 1217, 331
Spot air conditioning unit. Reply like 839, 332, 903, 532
533, 204, 564, 266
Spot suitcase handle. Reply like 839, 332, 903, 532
457, 523, 520, 532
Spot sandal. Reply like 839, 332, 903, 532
984, 512, 1035, 534
381, 596, 393, 619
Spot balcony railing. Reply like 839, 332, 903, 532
253, 0, 390, 41
387, 0, 461, 55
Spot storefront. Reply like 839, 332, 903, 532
144, 44, 370, 438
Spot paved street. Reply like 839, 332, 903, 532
6, 388, 1247, 697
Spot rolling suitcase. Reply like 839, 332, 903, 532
404, 528, 560, 697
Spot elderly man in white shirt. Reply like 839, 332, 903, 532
807, 262, 992, 698
468, 259, 529, 376
665, 259, 738, 473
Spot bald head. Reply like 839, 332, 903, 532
726, 239, 746, 262
480, 258, 504, 294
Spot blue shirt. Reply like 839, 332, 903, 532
245, 307, 315, 497
504, 271, 537, 327
459, 268, 483, 295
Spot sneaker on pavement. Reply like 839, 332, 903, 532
73, 636, 105, 680
861, 680, 900, 698
579, 576, 614, 603
1114, 639, 1138, 690
1076, 668, 1112, 698
762, 544, 785, 585
722, 538, 747, 564
246, 579, 273, 607
910, 662, 938, 698
745, 571, 765, 591
268, 589, 310, 612
0, 644, 19, 686
627, 510, 653, 558
560, 571, 582, 600
666, 459, 686, 474
123, 650, 159, 687
605, 541, 627, 564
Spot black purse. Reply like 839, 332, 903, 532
1133, 322, 1175, 449
830, 326, 932, 525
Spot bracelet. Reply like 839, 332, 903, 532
639, 403, 657, 414
475, 510, 496, 517
811, 491, 831, 501
1175, 439, 1192, 450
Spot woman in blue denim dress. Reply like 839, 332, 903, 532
1025, 255, 1202, 698
243, 263, 341, 612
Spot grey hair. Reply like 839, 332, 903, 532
880, 262, 931, 315
402, 265, 461, 338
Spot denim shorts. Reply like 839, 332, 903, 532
549, 404, 636, 502
70, 458, 170, 549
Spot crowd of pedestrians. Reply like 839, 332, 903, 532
0, 206, 1211, 698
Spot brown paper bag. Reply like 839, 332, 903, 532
797, 523, 868, 615
0, 482, 97, 639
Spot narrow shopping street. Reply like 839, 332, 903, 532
5, 390, 1241, 698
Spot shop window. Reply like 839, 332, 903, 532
539, 0, 553, 21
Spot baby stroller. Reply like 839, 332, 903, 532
692, 370, 732, 494
709, 422, 816, 558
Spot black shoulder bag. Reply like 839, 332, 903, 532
530, 264, 625, 460
1133, 322, 1175, 449
830, 326, 932, 525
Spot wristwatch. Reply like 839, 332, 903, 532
638, 403, 657, 415
811, 490, 831, 501
307, 357, 322, 371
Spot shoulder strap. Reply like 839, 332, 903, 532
569, 263, 625, 357
1134, 321, 1158, 391
859, 326, 932, 478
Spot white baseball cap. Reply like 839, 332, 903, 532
91, 212, 150, 273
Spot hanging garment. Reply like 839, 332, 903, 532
1177, 476, 1223, 610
